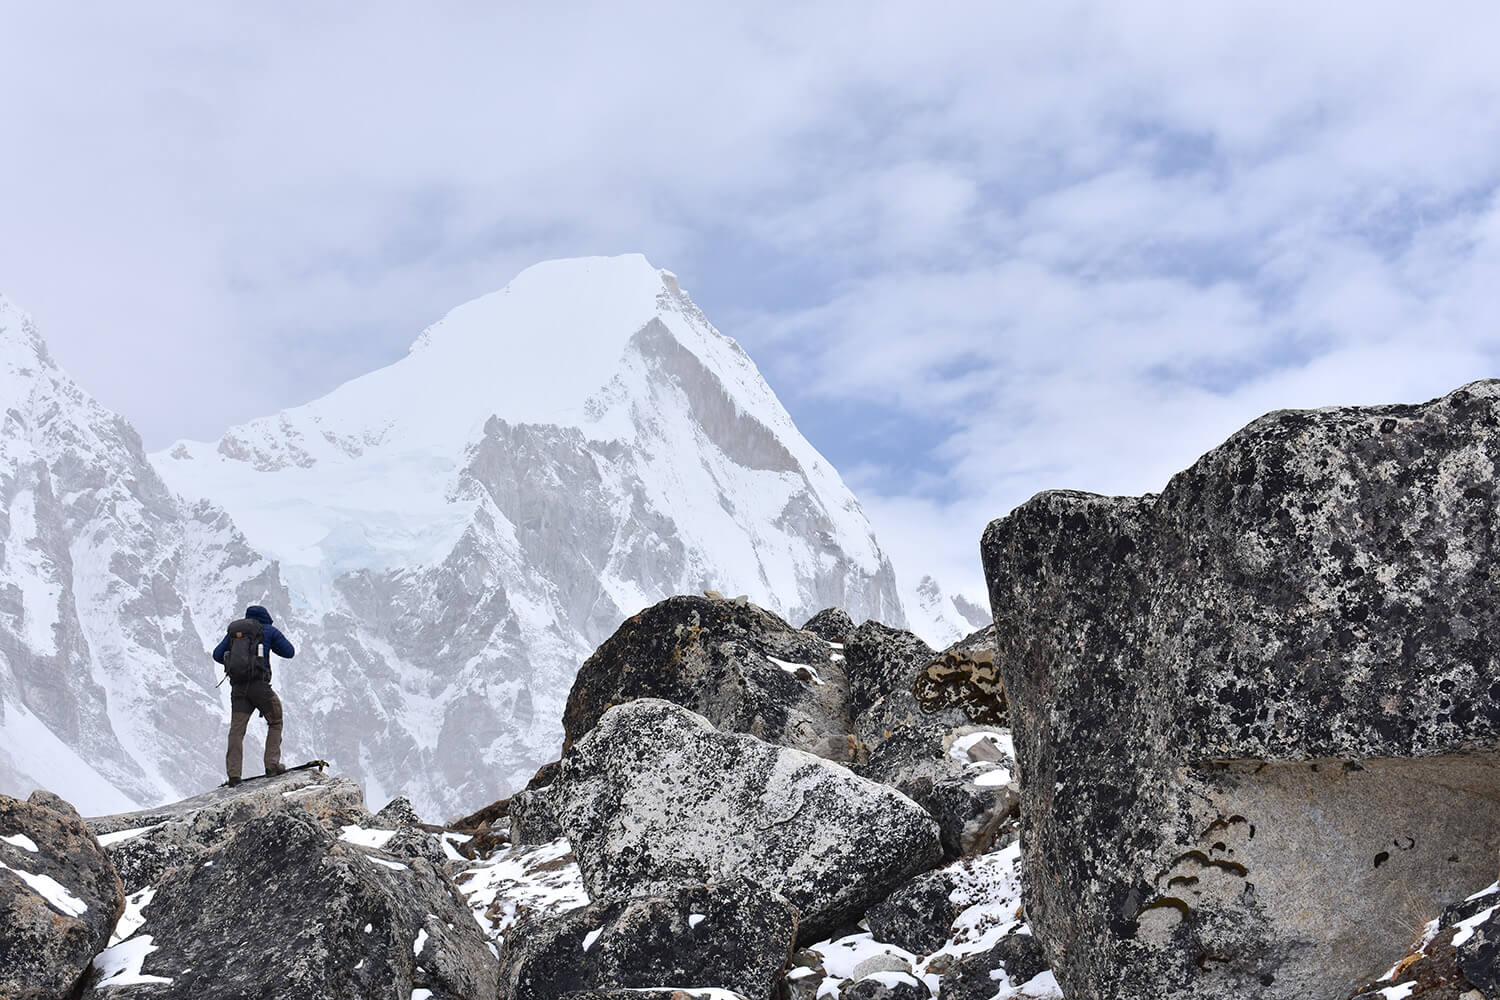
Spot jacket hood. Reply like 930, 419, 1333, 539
244, 605, 273, 625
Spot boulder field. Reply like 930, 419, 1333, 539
11, 381, 1500, 998
0, 599, 1021, 998
982, 379, 1500, 1000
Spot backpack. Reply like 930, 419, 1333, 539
223, 618, 269, 686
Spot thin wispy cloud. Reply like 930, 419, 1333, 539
3, 1, 1498, 600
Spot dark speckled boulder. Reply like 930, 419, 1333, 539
982, 382, 1500, 1000
83, 809, 497, 999
500, 878, 795, 1000
562, 595, 856, 763
801, 607, 856, 644
1, 793, 124, 1000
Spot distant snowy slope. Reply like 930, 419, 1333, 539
0, 294, 280, 812
0, 260, 907, 819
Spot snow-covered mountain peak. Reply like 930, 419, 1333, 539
1, 294, 51, 385
154, 254, 879, 589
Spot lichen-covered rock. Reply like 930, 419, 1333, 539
554, 698, 943, 943
84, 809, 498, 999
383, 824, 449, 868
562, 596, 856, 762
27, 789, 81, 818
866, 867, 965, 955
0, 793, 125, 1000
937, 932, 1049, 1000
802, 607, 856, 644
844, 621, 933, 721
510, 785, 563, 846
561, 992, 751, 1000
499, 877, 796, 1000
913, 626, 1006, 726
373, 795, 423, 827
859, 724, 1017, 859
842, 973, 929, 1000
981, 381, 1500, 1000
89, 771, 371, 894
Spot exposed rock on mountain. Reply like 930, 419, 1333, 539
553, 698, 943, 943
982, 381, 1500, 1000
562, 595, 856, 762
498, 877, 797, 1000
801, 606, 856, 644
85, 807, 497, 999
0, 793, 124, 999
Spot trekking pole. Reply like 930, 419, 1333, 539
216, 674, 227, 688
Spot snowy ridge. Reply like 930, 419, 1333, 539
1, 259, 906, 818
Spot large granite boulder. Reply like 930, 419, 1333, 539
844, 621, 933, 722
499, 877, 797, 1000
562, 596, 857, 762
84, 809, 497, 998
1, 793, 125, 999
554, 698, 943, 942
87, 771, 369, 894
858, 724, 1017, 859
981, 382, 1500, 1000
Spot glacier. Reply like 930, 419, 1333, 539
1, 256, 914, 820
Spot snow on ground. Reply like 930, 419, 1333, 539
96, 824, 162, 847
1, 832, 38, 851
804, 841, 1033, 997
452, 836, 588, 944
340, 824, 398, 849
92, 935, 172, 988
110, 887, 156, 946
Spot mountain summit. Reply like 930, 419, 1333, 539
140, 255, 903, 816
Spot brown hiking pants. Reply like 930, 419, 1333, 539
226, 681, 283, 779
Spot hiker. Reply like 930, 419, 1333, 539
212, 604, 296, 786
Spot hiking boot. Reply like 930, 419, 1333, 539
227, 777, 242, 787
265, 764, 287, 777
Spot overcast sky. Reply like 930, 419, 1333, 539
4, 2, 1500, 599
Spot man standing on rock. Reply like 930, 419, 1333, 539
213, 604, 296, 787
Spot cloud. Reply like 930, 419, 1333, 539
3, 1, 1500, 601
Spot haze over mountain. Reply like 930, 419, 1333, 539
1, 255, 940, 819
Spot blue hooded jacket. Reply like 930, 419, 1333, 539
213, 605, 296, 679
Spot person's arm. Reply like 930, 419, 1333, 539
267, 626, 295, 659
212, 635, 229, 664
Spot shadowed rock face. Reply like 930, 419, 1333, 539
981, 381, 1500, 1000
498, 877, 797, 1000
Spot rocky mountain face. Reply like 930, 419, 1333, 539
0, 294, 279, 814
0, 257, 907, 820
982, 381, 1500, 1000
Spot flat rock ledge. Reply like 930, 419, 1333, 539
981, 381, 1500, 1000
